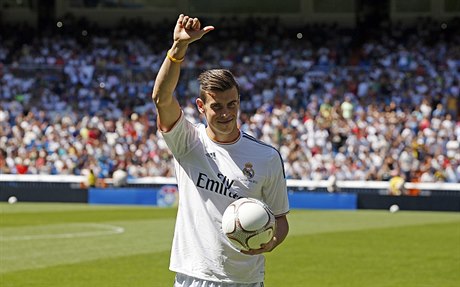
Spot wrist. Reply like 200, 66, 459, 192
167, 42, 188, 63
167, 49, 185, 63
172, 39, 189, 48
171, 41, 188, 53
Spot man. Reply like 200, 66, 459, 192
152, 14, 289, 286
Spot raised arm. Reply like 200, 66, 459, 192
152, 14, 214, 132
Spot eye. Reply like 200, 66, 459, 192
228, 101, 238, 108
210, 104, 222, 111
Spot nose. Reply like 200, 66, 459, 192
220, 108, 229, 117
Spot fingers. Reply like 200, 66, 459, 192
177, 14, 184, 26
192, 18, 200, 30
180, 15, 199, 30
175, 14, 214, 43
202, 25, 215, 33
178, 14, 213, 32
241, 236, 276, 255
241, 248, 264, 256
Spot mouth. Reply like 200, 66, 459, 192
218, 118, 233, 124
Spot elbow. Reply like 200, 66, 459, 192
151, 90, 160, 105
152, 90, 167, 107
152, 84, 175, 107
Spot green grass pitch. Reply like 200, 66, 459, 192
1, 203, 459, 287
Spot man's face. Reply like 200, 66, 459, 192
196, 86, 240, 143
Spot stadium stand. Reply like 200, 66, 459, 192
0, 14, 459, 188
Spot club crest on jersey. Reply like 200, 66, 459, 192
242, 162, 255, 179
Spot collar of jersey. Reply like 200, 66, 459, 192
210, 131, 242, 145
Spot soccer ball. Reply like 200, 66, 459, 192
389, 204, 400, 213
221, 197, 275, 251
8, 196, 18, 204
112, 169, 128, 187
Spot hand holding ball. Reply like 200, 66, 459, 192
222, 197, 275, 251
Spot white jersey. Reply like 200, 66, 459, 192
162, 113, 289, 284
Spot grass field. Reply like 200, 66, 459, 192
1, 203, 459, 287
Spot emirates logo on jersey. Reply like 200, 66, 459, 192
195, 172, 241, 199
242, 162, 255, 179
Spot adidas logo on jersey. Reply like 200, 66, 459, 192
205, 152, 216, 160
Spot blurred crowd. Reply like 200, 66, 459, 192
0, 16, 459, 183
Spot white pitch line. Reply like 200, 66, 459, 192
0, 223, 125, 241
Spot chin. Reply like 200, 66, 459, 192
222, 124, 238, 132
216, 121, 234, 129
211, 124, 237, 136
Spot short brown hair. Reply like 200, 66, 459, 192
198, 69, 240, 103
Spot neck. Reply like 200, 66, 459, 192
206, 128, 241, 144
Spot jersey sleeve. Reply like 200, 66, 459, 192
161, 113, 200, 159
264, 150, 289, 216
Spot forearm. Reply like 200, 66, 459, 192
152, 41, 188, 108
151, 41, 189, 131
151, 14, 213, 131
272, 215, 289, 250
152, 14, 213, 111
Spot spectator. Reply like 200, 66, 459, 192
0, 16, 458, 185
389, 170, 406, 196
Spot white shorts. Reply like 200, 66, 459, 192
173, 273, 264, 287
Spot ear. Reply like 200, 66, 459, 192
196, 98, 205, 114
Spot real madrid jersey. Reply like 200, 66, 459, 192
161, 113, 289, 284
